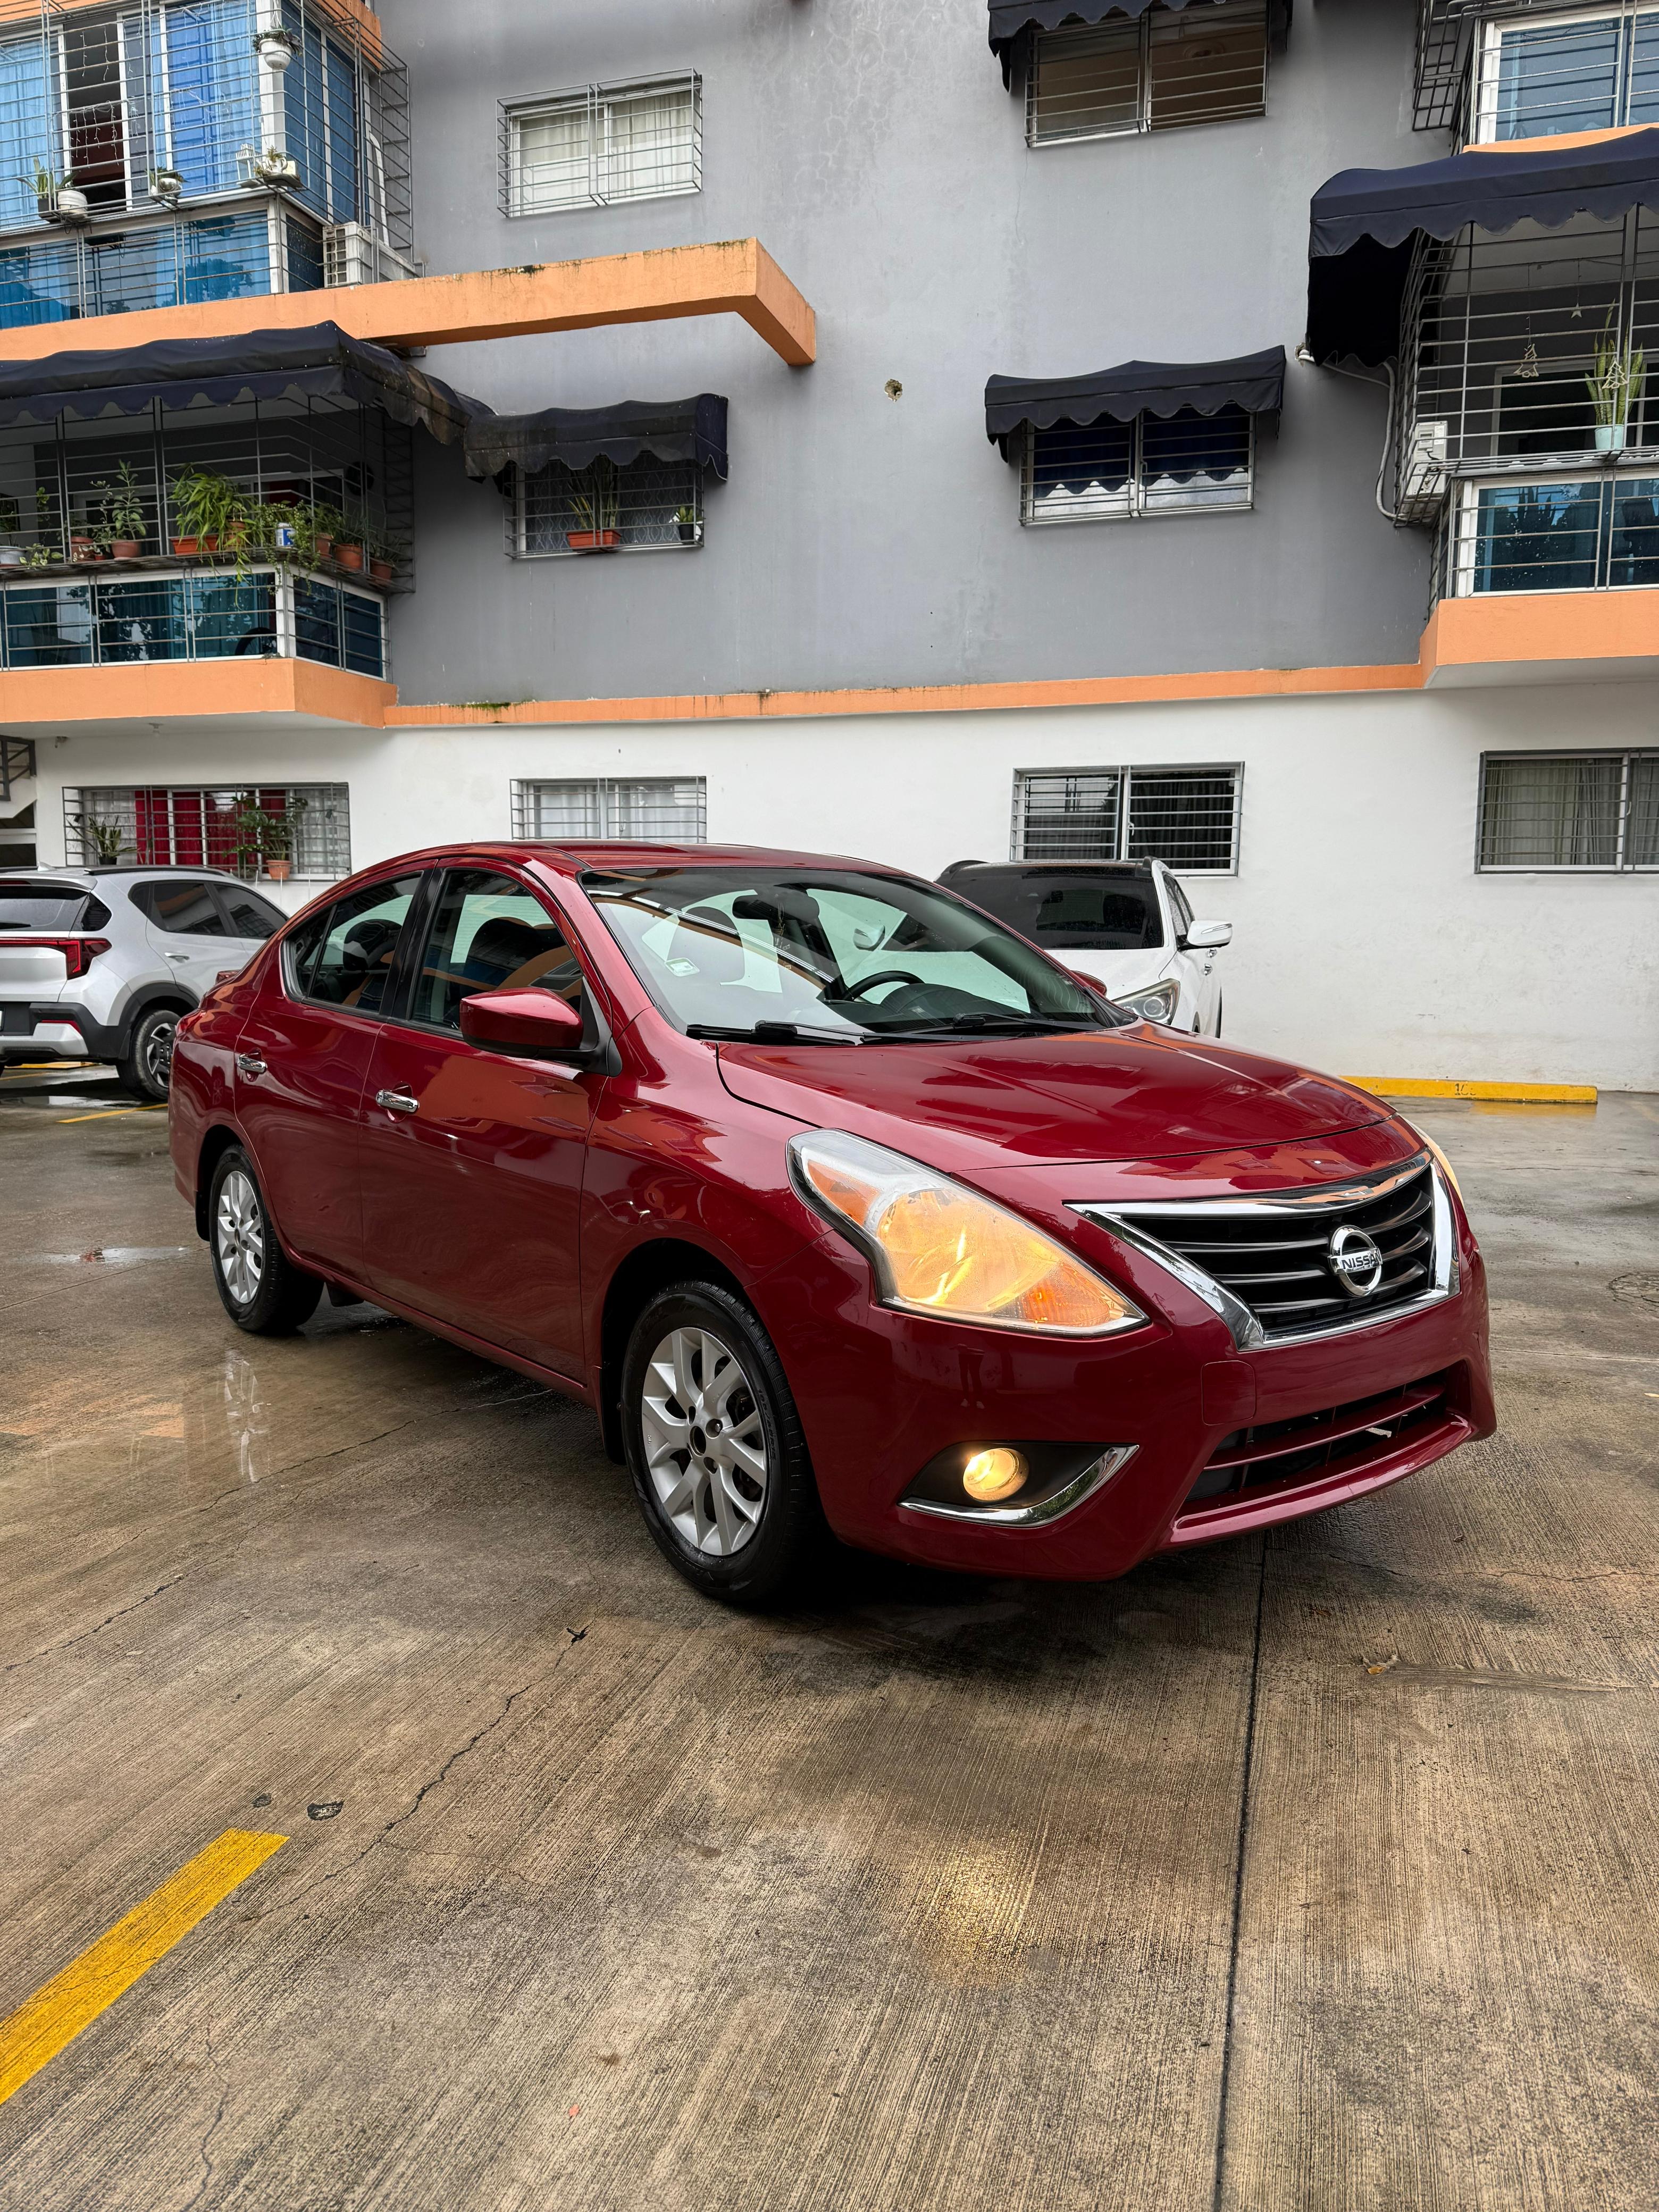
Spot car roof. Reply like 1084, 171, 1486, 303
364, 841, 916, 878
942, 858, 1159, 878
0, 864, 251, 882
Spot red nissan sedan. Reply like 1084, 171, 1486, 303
169, 843, 1494, 1604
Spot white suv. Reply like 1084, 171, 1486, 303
938, 858, 1232, 1036
0, 866, 287, 1099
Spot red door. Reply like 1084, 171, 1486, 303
357, 867, 600, 1378
234, 871, 423, 1276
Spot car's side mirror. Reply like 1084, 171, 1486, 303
459, 987, 586, 1057
1184, 921, 1232, 950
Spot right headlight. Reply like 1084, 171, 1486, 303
789, 1128, 1147, 1337
1117, 978, 1182, 1026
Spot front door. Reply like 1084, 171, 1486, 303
358, 867, 600, 1378
234, 870, 424, 1275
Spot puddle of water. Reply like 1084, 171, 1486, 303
21, 1246, 190, 1268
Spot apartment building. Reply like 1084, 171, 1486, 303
1, 0, 1655, 1085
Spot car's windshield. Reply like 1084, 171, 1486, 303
952, 869, 1165, 951
582, 866, 1125, 1040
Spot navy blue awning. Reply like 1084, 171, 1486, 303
987, 0, 1291, 85
463, 395, 729, 483
985, 348, 1285, 456
0, 324, 487, 441
1308, 130, 1659, 364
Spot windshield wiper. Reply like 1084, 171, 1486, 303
866, 1012, 1106, 1040
685, 1021, 864, 1045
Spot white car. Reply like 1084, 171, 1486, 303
937, 859, 1231, 1035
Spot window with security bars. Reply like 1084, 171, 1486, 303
1027, 3, 1268, 144
502, 74, 700, 214
1471, 6, 1659, 143
1477, 750, 1658, 868
510, 777, 707, 843
1015, 766, 1242, 872
1444, 475, 1659, 593
1023, 410, 1254, 524
513, 457, 701, 558
61, 782, 351, 879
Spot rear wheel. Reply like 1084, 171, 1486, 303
117, 1006, 180, 1101
621, 1282, 826, 1606
208, 1146, 322, 1335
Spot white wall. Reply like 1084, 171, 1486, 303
36, 677, 1659, 1088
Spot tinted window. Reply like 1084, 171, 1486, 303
411, 870, 582, 1033
951, 869, 1164, 952
131, 879, 229, 936
1166, 877, 1195, 940
0, 881, 91, 929
216, 886, 284, 941
288, 875, 419, 1011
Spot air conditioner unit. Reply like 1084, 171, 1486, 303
1401, 418, 1449, 508
322, 223, 416, 289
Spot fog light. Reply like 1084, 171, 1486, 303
961, 1447, 1028, 1504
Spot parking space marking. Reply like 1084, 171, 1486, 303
54, 1105, 167, 1125
0, 1829, 286, 2109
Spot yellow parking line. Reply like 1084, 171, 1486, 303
0, 1829, 286, 2108
1347, 1077, 1597, 1104
55, 1105, 167, 1124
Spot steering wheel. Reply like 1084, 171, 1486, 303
839, 968, 922, 1002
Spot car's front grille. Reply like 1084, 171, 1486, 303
1110, 1160, 1439, 1340
1186, 1371, 1454, 1503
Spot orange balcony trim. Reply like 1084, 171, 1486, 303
0, 239, 816, 369
1421, 588, 1659, 683
1463, 124, 1653, 155
0, 657, 394, 728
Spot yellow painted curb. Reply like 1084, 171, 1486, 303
1348, 1078, 1598, 1104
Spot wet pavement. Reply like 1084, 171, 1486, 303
1, 1077, 1656, 2210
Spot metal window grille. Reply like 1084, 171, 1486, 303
1477, 748, 1659, 868
1469, 2, 1659, 143
1014, 765, 1242, 872
1023, 410, 1254, 525
510, 776, 707, 843
512, 457, 702, 558
1443, 471, 1659, 592
61, 778, 351, 877
1026, 3, 1267, 145
500, 72, 700, 216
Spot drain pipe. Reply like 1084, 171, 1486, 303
1298, 345, 1399, 521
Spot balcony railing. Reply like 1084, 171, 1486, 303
1438, 471, 1659, 594
0, 562, 386, 672
0, 0, 411, 327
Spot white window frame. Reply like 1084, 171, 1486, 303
1012, 764, 1244, 874
1021, 417, 1256, 526
510, 776, 707, 842
1470, 3, 1659, 144
502, 72, 701, 215
1476, 747, 1658, 869
1025, 3, 1269, 148
1448, 469, 1659, 594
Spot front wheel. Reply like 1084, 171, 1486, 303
118, 1004, 180, 1101
208, 1146, 323, 1335
621, 1281, 826, 1607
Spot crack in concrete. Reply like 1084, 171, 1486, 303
179, 2026, 229, 2212
3, 1572, 186, 1675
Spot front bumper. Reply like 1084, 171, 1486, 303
759, 1175, 1493, 1582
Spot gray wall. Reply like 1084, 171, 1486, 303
383, 0, 1438, 705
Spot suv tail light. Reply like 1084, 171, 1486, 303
4, 935, 111, 978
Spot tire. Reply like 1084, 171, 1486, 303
207, 1146, 323, 1335
117, 1005, 181, 1101
621, 1281, 826, 1607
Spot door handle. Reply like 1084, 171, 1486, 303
375, 1088, 418, 1116
236, 1054, 267, 1079
166, 951, 189, 963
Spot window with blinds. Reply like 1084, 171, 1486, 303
1014, 765, 1242, 872
511, 777, 707, 843
1477, 750, 1658, 869
502, 73, 701, 214
1027, 3, 1268, 145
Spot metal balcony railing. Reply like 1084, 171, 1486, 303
0, 564, 386, 672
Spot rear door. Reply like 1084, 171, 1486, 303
133, 877, 238, 1000
233, 871, 425, 1275
211, 881, 287, 983
358, 866, 600, 1377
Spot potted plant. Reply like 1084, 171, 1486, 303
258, 794, 306, 882
366, 523, 399, 583
71, 813, 124, 864
675, 502, 700, 545
69, 522, 105, 564
96, 461, 148, 558
1587, 314, 1646, 453
170, 467, 243, 555
33, 480, 61, 560
26, 161, 66, 220
307, 501, 340, 564
20, 542, 54, 571
148, 165, 183, 204
334, 512, 366, 571
249, 145, 299, 187
567, 457, 621, 551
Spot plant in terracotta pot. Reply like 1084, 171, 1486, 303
365, 522, 400, 583
307, 501, 340, 564
567, 457, 621, 551
96, 460, 148, 558
333, 511, 366, 572
258, 793, 306, 882
170, 467, 244, 556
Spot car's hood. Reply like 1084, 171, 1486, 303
1060, 949, 1170, 994
714, 1027, 1390, 1168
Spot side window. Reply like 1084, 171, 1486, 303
410, 869, 584, 1034
215, 886, 285, 941
286, 875, 420, 1012
131, 879, 229, 935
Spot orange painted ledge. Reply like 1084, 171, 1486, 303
0, 657, 395, 728
0, 240, 816, 370
1464, 123, 1656, 155
1421, 589, 1659, 678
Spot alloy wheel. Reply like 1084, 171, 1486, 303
215, 1169, 265, 1308
143, 1015, 177, 1091
641, 1325, 769, 1556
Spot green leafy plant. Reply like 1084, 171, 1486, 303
20, 541, 54, 570
33, 480, 61, 555
170, 467, 245, 549
93, 460, 148, 549
23, 159, 67, 205
1586, 312, 1646, 431
231, 790, 306, 873
568, 456, 620, 537
71, 813, 124, 864
0, 493, 18, 540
